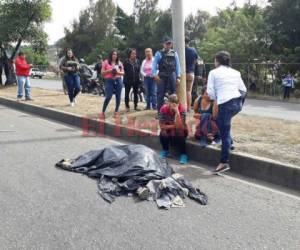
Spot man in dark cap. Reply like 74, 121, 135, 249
152, 36, 181, 113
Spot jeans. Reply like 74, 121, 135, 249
283, 86, 291, 99
64, 73, 81, 103
17, 76, 31, 98
124, 81, 139, 108
144, 77, 157, 109
102, 78, 123, 113
160, 130, 187, 155
157, 73, 176, 112
216, 98, 242, 163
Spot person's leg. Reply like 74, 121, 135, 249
186, 73, 195, 111
283, 87, 288, 99
150, 78, 157, 109
144, 78, 151, 109
65, 74, 75, 103
124, 82, 131, 109
133, 82, 139, 109
160, 133, 170, 152
168, 72, 177, 95
175, 134, 187, 155
115, 78, 123, 112
102, 79, 114, 113
157, 77, 167, 112
16, 76, 25, 98
287, 87, 291, 99
24, 77, 31, 98
73, 74, 81, 99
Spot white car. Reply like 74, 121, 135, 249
30, 68, 45, 79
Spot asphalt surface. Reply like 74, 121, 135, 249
0, 105, 299, 249
27, 78, 300, 122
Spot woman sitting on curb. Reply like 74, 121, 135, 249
159, 94, 188, 164
193, 85, 220, 147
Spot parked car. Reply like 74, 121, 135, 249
30, 68, 45, 79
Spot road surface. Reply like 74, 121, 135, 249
0, 106, 299, 249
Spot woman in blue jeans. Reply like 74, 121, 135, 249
207, 51, 247, 174
140, 48, 157, 110
101, 49, 124, 118
59, 49, 81, 107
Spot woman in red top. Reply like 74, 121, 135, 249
101, 49, 124, 117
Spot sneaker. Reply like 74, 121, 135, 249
17, 97, 22, 102
179, 154, 188, 164
25, 97, 34, 101
199, 138, 208, 148
70, 102, 75, 107
214, 164, 230, 174
159, 150, 169, 158
74, 98, 77, 104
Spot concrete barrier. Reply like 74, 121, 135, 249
1, 96, 299, 191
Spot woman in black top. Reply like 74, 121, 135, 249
123, 48, 141, 111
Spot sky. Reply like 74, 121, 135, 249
45, 0, 264, 44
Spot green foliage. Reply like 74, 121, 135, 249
22, 46, 49, 66
0, 0, 51, 50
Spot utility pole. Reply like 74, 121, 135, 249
172, 0, 186, 106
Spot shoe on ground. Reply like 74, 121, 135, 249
230, 145, 235, 150
134, 107, 141, 111
70, 102, 75, 107
159, 150, 169, 158
179, 154, 188, 164
214, 163, 230, 174
17, 97, 22, 102
25, 97, 34, 101
73, 98, 77, 104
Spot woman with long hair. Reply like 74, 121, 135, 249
101, 49, 124, 117
207, 51, 247, 174
59, 49, 81, 106
123, 48, 141, 112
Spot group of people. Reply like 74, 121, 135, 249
15, 36, 247, 174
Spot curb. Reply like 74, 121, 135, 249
1, 96, 299, 191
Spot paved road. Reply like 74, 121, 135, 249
0, 106, 299, 249
27, 78, 300, 122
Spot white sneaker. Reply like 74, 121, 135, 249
74, 98, 77, 104
70, 102, 75, 107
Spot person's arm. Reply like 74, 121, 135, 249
159, 122, 176, 130
16, 59, 31, 70
207, 71, 216, 101
212, 101, 218, 119
152, 52, 161, 77
140, 60, 146, 77
238, 72, 247, 92
175, 52, 181, 79
117, 63, 125, 76
193, 97, 201, 119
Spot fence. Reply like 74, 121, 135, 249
203, 63, 300, 97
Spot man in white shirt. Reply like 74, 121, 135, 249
207, 51, 247, 174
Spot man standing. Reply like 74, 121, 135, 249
185, 37, 199, 112
152, 36, 181, 113
282, 73, 295, 100
15, 51, 33, 101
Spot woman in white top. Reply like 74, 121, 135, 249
207, 51, 247, 174
140, 48, 157, 110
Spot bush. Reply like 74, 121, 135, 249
294, 89, 300, 99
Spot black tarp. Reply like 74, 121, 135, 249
56, 144, 208, 208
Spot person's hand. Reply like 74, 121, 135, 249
176, 78, 180, 85
67, 67, 73, 71
154, 75, 161, 83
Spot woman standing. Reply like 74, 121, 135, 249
207, 51, 247, 174
140, 48, 157, 110
101, 49, 124, 117
124, 48, 141, 112
59, 49, 81, 106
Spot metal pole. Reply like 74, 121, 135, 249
172, 0, 186, 106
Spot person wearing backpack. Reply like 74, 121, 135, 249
152, 36, 181, 113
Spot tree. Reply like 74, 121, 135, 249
185, 10, 210, 43
59, 0, 116, 61
0, 0, 51, 84
267, 0, 300, 62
